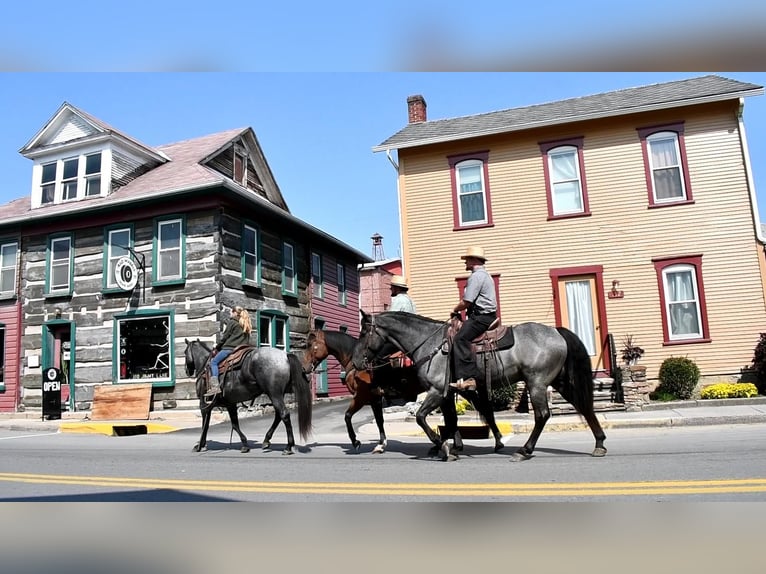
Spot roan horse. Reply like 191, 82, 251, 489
302, 329, 423, 453
352, 310, 607, 462
184, 339, 312, 455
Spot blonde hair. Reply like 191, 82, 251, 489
233, 306, 253, 334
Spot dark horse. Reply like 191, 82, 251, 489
353, 311, 607, 462
184, 339, 312, 455
303, 329, 424, 453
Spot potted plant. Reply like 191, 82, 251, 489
621, 335, 645, 366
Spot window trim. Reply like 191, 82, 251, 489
282, 241, 297, 296
257, 309, 290, 350
336, 263, 347, 306
539, 137, 591, 220
45, 233, 74, 297
241, 221, 261, 287
112, 309, 175, 387
84, 152, 102, 197
0, 239, 19, 298
311, 251, 323, 299
653, 255, 710, 345
448, 151, 494, 230
152, 215, 186, 286
637, 122, 695, 208
103, 224, 134, 292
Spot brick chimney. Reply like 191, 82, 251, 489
407, 94, 427, 123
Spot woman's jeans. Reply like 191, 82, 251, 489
210, 349, 233, 377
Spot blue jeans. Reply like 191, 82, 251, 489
210, 349, 233, 377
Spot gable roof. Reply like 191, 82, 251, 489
373, 75, 764, 152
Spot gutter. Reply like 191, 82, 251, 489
737, 97, 765, 245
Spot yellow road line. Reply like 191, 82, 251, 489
2, 473, 765, 497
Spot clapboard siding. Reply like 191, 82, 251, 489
399, 100, 766, 381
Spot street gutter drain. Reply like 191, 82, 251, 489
112, 425, 148, 436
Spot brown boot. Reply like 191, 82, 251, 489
450, 378, 477, 391
204, 375, 221, 397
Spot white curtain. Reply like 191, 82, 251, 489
650, 135, 683, 200
551, 150, 583, 213
666, 269, 700, 336
565, 280, 596, 356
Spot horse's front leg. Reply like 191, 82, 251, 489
193, 402, 212, 452
438, 395, 459, 462
227, 405, 250, 453
414, 389, 447, 457
369, 391, 388, 454
467, 388, 504, 452
344, 393, 365, 452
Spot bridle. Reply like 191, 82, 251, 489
359, 315, 446, 372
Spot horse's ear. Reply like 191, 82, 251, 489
185, 338, 189, 344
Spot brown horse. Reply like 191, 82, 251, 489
302, 329, 423, 453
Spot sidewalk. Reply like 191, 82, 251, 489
1, 397, 766, 436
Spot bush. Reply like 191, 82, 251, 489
490, 383, 516, 411
750, 333, 766, 395
455, 397, 471, 415
701, 382, 758, 400
655, 356, 700, 400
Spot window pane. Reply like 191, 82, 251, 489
654, 168, 683, 200
553, 180, 583, 212
460, 193, 486, 222
86, 153, 101, 174
86, 176, 101, 196
63, 158, 78, 180
52, 264, 69, 289
42, 163, 56, 183
159, 221, 180, 248
664, 268, 702, 337
456, 161, 487, 225
259, 317, 271, 346
63, 181, 77, 200
118, 316, 171, 381
458, 165, 482, 192
243, 226, 257, 282
160, 251, 180, 278
275, 318, 286, 348
41, 184, 55, 204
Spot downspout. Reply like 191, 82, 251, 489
738, 98, 765, 244
386, 149, 406, 275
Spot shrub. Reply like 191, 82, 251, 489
455, 397, 471, 415
490, 383, 516, 411
655, 356, 700, 400
750, 333, 766, 395
701, 382, 758, 400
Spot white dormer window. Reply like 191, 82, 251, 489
34, 151, 105, 207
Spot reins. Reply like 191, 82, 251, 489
362, 316, 447, 372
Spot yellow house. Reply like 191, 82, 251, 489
374, 75, 766, 384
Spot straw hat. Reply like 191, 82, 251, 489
460, 246, 487, 262
390, 274, 409, 289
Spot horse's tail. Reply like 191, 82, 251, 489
555, 327, 595, 417
288, 352, 313, 441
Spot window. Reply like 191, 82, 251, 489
234, 149, 247, 186
311, 252, 323, 298
46, 234, 73, 295
115, 313, 173, 383
638, 123, 694, 207
241, 223, 260, 285
653, 256, 709, 344
282, 242, 296, 295
85, 153, 102, 196
259, 311, 288, 349
41, 162, 56, 205
62, 158, 79, 201
104, 226, 132, 290
0, 241, 18, 295
540, 138, 590, 218
337, 263, 346, 305
448, 151, 493, 229
153, 217, 185, 284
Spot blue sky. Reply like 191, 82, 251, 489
1, 73, 765, 258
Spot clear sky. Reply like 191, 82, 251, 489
1, 73, 765, 259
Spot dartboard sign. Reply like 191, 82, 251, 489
115, 256, 139, 291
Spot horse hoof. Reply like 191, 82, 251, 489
241, 447, 250, 454
282, 449, 294, 456
510, 451, 531, 462
440, 442, 451, 461
428, 446, 440, 458
352, 440, 362, 452
592, 447, 607, 457
262, 441, 271, 451
372, 444, 386, 454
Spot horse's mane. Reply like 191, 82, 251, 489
194, 339, 213, 352
381, 311, 444, 326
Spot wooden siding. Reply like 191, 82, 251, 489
0, 300, 20, 411
398, 100, 766, 382
309, 251, 362, 397
207, 143, 268, 198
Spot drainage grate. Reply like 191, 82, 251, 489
112, 425, 148, 436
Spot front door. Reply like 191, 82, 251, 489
43, 320, 75, 411
557, 275, 604, 371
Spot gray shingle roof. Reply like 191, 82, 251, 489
373, 75, 764, 152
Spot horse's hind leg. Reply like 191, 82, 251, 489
468, 389, 505, 452
555, 385, 607, 457
511, 382, 551, 462
227, 405, 250, 453
262, 410, 281, 451
268, 396, 296, 455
